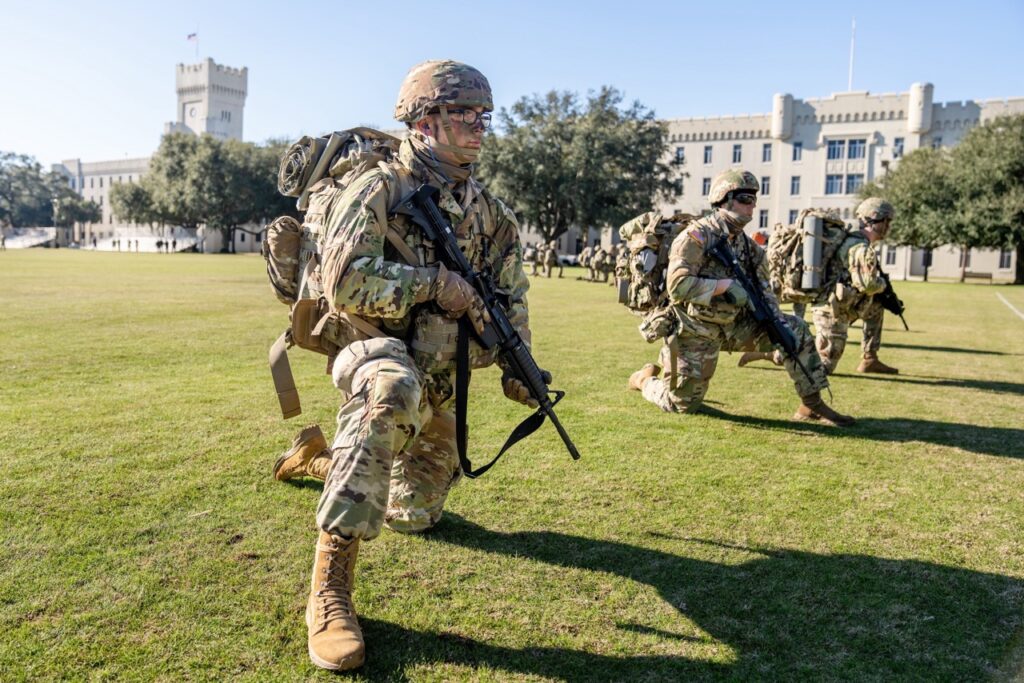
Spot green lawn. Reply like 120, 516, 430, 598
2, 249, 1023, 681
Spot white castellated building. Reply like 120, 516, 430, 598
164, 59, 248, 140
52, 58, 252, 253
655, 83, 1024, 281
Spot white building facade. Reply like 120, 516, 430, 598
52, 58, 255, 253
659, 83, 1024, 281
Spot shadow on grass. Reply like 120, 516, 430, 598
375, 515, 1023, 681
836, 371, 1024, 398
691, 405, 1024, 459
881, 342, 1020, 357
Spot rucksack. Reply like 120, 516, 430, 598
767, 208, 851, 304
263, 127, 406, 418
617, 210, 697, 342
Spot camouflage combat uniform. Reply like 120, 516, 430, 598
311, 138, 529, 540
543, 240, 563, 278
641, 211, 830, 413
811, 231, 887, 373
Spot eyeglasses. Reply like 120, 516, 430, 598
732, 193, 757, 206
447, 108, 493, 129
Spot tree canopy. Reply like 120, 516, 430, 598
110, 133, 298, 252
477, 86, 682, 242
861, 114, 1024, 282
0, 152, 100, 229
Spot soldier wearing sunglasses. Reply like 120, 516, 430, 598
628, 169, 855, 426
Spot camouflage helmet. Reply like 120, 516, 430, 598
708, 169, 759, 205
855, 197, 895, 222
394, 60, 493, 123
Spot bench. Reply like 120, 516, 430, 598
963, 271, 993, 282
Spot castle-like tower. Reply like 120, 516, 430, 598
165, 58, 248, 140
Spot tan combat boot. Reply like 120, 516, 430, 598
307, 531, 365, 671
737, 351, 780, 368
794, 392, 855, 427
273, 425, 333, 482
856, 353, 899, 375
629, 363, 661, 391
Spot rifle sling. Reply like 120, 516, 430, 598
453, 318, 552, 479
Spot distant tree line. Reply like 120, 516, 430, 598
0, 152, 101, 229
860, 114, 1024, 284
111, 134, 299, 253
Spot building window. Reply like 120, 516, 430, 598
702, 177, 711, 196
825, 175, 844, 195
109, 215, 113, 224
99, 177, 103, 188
790, 176, 801, 195
885, 246, 897, 266
89, 177, 94, 189
959, 248, 972, 269
845, 174, 865, 194
240, 231, 246, 242
128, 175, 133, 183
732, 144, 742, 163
762, 142, 772, 163
98, 195, 103, 205
827, 140, 845, 160
759, 210, 768, 229
761, 176, 770, 195
118, 176, 122, 183
704, 145, 713, 164
893, 137, 904, 159
792, 141, 803, 161
848, 139, 867, 159
675, 147, 685, 163
70, 179, 75, 190
789, 209, 799, 224
932, 137, 943, 149
999, 248, 1012, 269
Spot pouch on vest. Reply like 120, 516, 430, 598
262, 215, 303, 305
410, 308, 496, 375
685, 301, 739, 326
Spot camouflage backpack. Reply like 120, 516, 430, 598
262, 127, 405, 418
617, 210, 697, 342
766, 208, 851, 304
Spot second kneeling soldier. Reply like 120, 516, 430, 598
629, 169, 855, 426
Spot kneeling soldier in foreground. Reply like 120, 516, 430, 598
629, 170, 854, 426
275, 60, 542, 671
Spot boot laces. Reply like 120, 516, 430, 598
317, 543, 353, 622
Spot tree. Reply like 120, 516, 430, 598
0, 152, 100, 232
478, 86, 681, 242
126, 133, 299, 253
949, 115, 1024, 284
110, 181, 155, 226
859, 148, 962, 281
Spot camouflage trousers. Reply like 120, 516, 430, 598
812, 299, 885, 373
641, 312, 829, 413
316, 338, 461, 541
543, 262, 563, 278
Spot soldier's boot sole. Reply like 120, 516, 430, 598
273, 424, 328, 481
629, 364, 662, 391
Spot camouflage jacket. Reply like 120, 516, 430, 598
309, 138, 529, 368
832, 231, 886, 310
666, 211, 781, 328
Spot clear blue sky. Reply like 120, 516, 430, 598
2, 0, 1022, 167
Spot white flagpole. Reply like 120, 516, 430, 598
848, 18, 856, 91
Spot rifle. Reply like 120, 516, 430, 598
706, 236, 823, 394
876, 272, 909, 331
397, 184, 581, 478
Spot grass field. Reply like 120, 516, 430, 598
2, 249, 1023, 681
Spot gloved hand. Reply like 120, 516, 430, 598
433, 263, 490, 335
501, 368, 552, 409
720, 280, 749, 308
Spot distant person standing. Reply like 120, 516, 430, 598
92, 236, 97, 249
1, 232, 6, 251
171, 238, 177, 252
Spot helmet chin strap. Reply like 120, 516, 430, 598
430, 106, 480, 165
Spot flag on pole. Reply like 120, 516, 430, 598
186, 33, 198, 41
